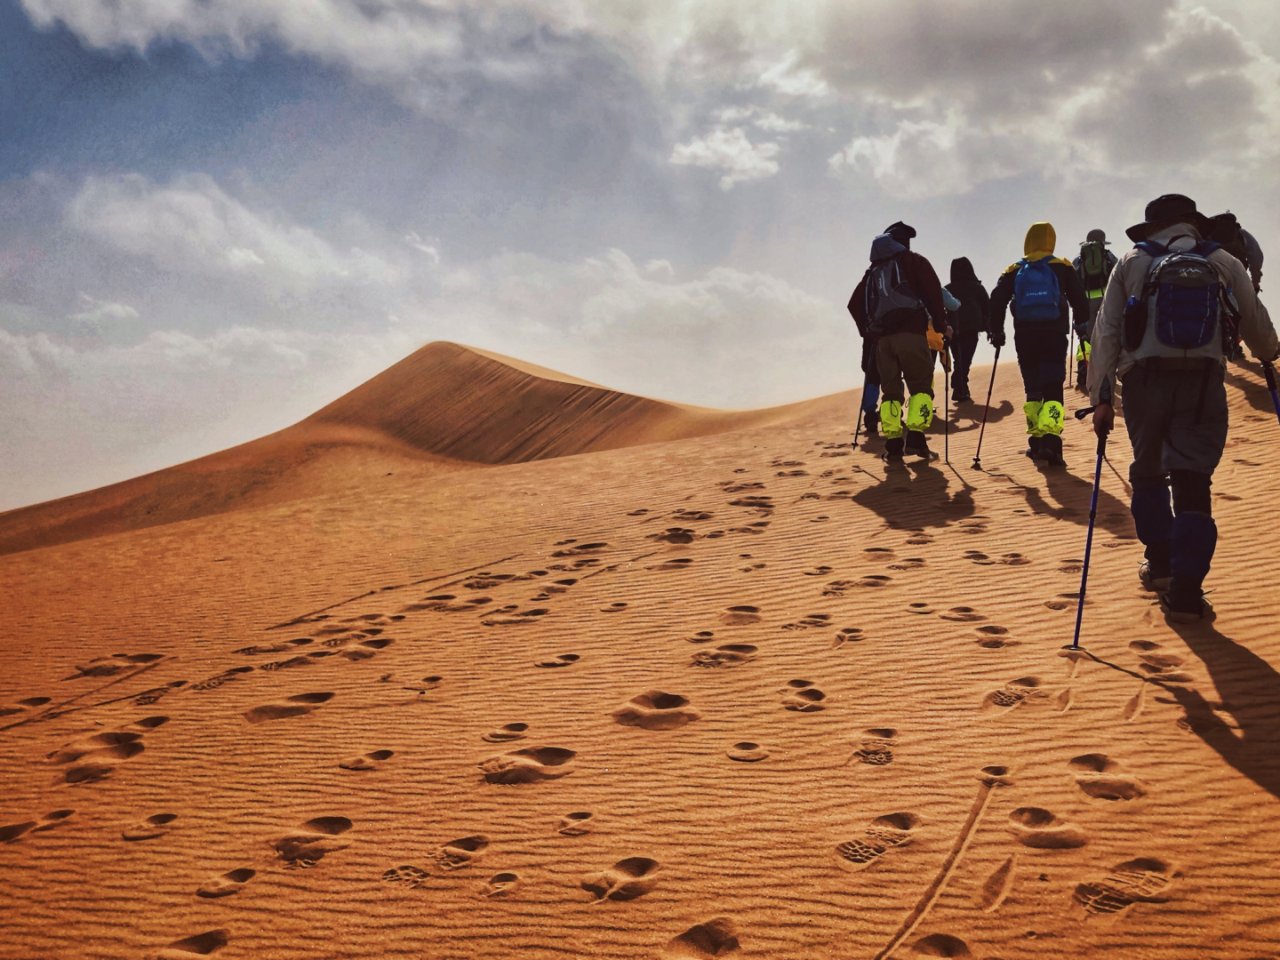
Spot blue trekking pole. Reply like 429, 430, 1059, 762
1264, 360, 1280, 426
1070, 406, 1106, 649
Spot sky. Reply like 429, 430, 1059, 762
4, 0, 1280, 509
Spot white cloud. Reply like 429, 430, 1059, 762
670, 127, 781, 189
67, 293, 139, 329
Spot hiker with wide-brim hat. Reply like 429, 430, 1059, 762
1090, 193, 1280, 621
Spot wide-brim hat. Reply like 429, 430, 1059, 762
1126, 194, 1213, 242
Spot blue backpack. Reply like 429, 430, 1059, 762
1135, 240, 1230, 349
1012, 257, 1061, 322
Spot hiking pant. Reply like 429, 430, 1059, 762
876, 331, 934, 440
860, 338, 881, 415
1121, 360, 1227, 596
1014, 328, 1066, 437
949, 331, 979, 399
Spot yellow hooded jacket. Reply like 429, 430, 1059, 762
990, 222, 1088, 339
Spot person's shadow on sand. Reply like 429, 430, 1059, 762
989, 460, 1134, 538
850, 459, 976, 532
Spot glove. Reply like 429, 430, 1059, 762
926, 328, 945, 353
989, 331, 1006, 348
1074, 323, 1089, 341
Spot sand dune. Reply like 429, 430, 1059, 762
0, 342, 821, 556
3, 352, 1280, 960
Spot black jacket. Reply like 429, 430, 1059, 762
848, 250, 947, 338
944, 257, 989, 335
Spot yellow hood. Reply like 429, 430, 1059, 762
1024, 222, 1056, 260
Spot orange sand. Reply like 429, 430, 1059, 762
2, 343, 1279, 959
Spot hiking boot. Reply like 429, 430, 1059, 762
864, 417, 880, 440
1159, 589, 1215, 623
903, 431, 933, 460
1138, 560, 1172, 592
1039, 435, 1066, 467
1024, 435, 1043, 460
882, 438, 905, 462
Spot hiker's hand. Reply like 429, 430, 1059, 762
989, 332, 1005, 348
1093, 402, 1114, 438
945, 324, 954, 340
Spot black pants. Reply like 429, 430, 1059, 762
949, 331, 979, 398
1013, 328, 1067, 404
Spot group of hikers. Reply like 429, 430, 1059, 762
848, 193, 1279, 623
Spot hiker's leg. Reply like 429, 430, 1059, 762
953, 332, 978, 398
1123, 363, 1177, 576
876, 334, 906, 440
861, 339, 882, 435
901, 334, 936, 449
1163, 365, 1228, 600
1014, 330, 1045, 454
1035, 333, 1068, 461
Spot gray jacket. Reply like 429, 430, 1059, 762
1088, 223, 1278, 405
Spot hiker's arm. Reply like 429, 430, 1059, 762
1087, 259, 1127, 406
1219, 251, 1278, 362
1064, 264, 1088, 335
1243, 229, 1263, 290
848, 279, 868, 336
988, 271, 1013, 345
914, 255, 948, 333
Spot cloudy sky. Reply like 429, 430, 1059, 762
4, 1, 1280, 508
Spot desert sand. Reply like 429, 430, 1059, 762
3, 342, 1279, 960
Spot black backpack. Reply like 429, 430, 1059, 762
864, 234, 924, 335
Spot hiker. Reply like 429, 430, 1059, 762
848, 221, 949, 461
1072, 229, 1119, 389
989, 222, 1088, 467
944, 257, 989, 402
1208, 212, 1264, 293
1088, 194, 1280, 621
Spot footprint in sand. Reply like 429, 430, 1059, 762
663, 918, 740, 959
479, 746, 577, 784
726, 741, 769, 762
1007, 807, 1087, 849
719, 605, 761, 626
690, 644, 758, 668
857, 575, 893, 589
1131, 642, 1196, 684
673, 509, 714, 522
823, 580, 857, 597
339, 749, 395, 771
122, 812, 177, 841
433, 835, 489, 870
909, 933, 974, 958
1058, 558, 1084, 574
804, 565, 834, 576
534, 653, 581, 669
551, 541, 609, 558
271, 816, 354, 867
888, 557, 926, 571
833, 627, 865, 648
381, 865, 431, 889
1074, 857, 1177, 915
483, 723, 529, 744
260, 651, 335, 671
905, 533, 935, 546
196, 868, 256, 899
655, 557, 695, 571
940, 606, 985, 623
190, 666, 255, 692
1068, 754, 1148, 801
981, 678, 1046, 714
1044, 592, 1079, 611
650, 527, 696, 544
600, 602, 629, 613
481, 872, 521, 897
781, 680, 826, 712
782, 612, 832, 631
0, 809, 75, 844
614, 691, 701, 730
963, 550, 995, 566
47, 717, 167, 784
153, 929, 229, 959
956, 517, 989, 536
481, 607, 550, 627
848, 728, 898, 766
973, 625, 1019, 649
907, 602, 936, 615
558, 812, 594, 836
863, 546, 895, 560
686, 631, 717, 644
243, 692, 334, 724
582, 856, 661, 902
0, 695, 52, 717
62, 652, 163, 681
835, 813, 921, 871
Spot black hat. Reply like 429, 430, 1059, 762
1085, 228, 1107, 244
884, 221, 917, 245
1125, 194, 1212, 242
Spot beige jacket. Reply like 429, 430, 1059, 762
1088, 222, 1278, 405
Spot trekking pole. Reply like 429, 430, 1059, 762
944, 354, 950, 465
1069, 406, 1106, 650
1264, 360, 1280, 426
971, 346, 1001, 470
1068, 327, 1076, 387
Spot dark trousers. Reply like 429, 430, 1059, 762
1013, 329, 1067, 404
949, 331, 979, 398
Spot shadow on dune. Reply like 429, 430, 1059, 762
849, 459, 977, 532
1224, 362, 1279, 418
989, 459, 1134, 538
944, 399, 1017, 437
1084, 624, 1280, 801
